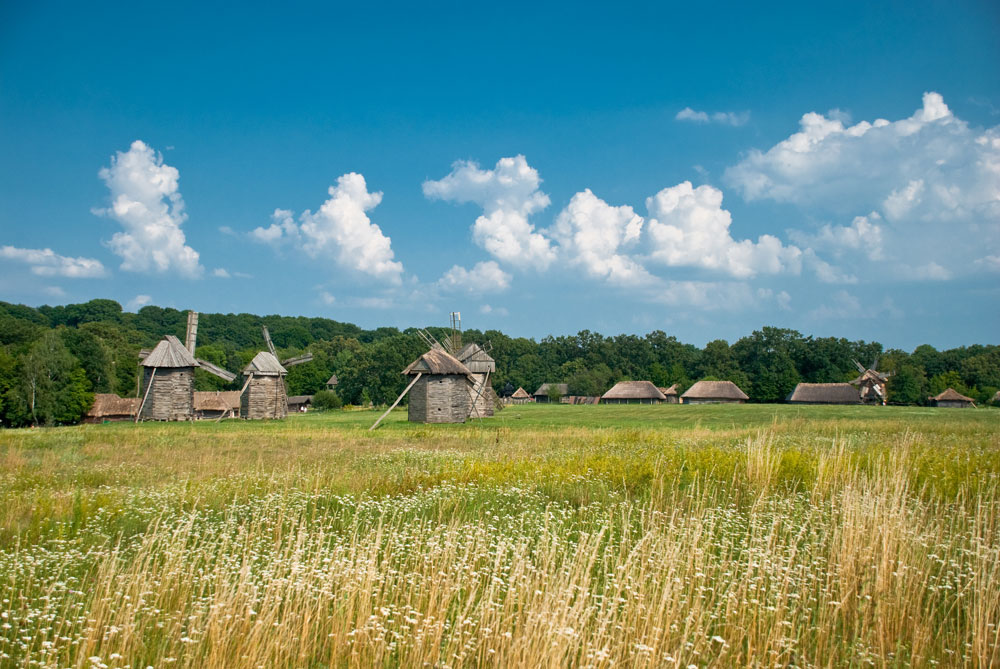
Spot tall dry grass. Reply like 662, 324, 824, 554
1, 410, 999, 667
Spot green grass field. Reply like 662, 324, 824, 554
1, 404, 998, 667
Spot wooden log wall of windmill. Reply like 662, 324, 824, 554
239, 325, 313, 419
135, 311, 236, 421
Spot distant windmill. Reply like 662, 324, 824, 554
135, 311, 236, 421
371, 312, 500, 430
239, 325, 313, 419
849, 356, 894, 405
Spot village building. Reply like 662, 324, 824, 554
84, 394, 139, 423
929, 388, 976, 408
786, 383, 860, 405
681, 380, 749, 404
562, 395, 600, 404
193, 391, 241, 419
402, 348, 476, 423
601, 381, 667, 404
326, 374, 338, 390
138, 335, 198, 421
456, 342, 497, 418
508, 387, 532, 404
287, 395, 313, 412
241, 351, 289, 420
533, 383, 568, 403
658, 384, 680, 404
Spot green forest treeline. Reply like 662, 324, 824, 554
1, 299, 997, 426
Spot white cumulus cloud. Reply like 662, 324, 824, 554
676, 107, 750, 126
252, 174, 403, 283
423, 156, 556, 270
0, 246, 107, 278
437, 261, 512, 294
127, 294, 152, 311
95, 140, 202, 278
726, 92, 1000, 280
645, 181, 802, 278
551, 189, 653, 284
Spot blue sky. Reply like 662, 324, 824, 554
1, 0, 998, 348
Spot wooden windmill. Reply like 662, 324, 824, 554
371, 312, 500, 430
417, 312, 502, 418
136, 311, 236, 421
240, 325, 313, 420
849, 356, 893, 405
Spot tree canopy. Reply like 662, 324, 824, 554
0, 298, 997, 426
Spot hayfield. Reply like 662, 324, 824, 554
1, 404, 998, 667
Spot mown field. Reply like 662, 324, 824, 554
1, 404, 999, 667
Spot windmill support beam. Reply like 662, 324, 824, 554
135, 368, 156, 423
371, 373, 422, 431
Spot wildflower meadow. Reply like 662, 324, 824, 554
1, 404, 998, 667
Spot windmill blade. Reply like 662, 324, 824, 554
852, 359, 867, 374
138, 348, 152, 362
872, 354, 879, 371
196, 359, 236, 383
417, 329, 444, 351
281, 353, 313, 367
262, 325, 277, 357
185, 311, 199, 354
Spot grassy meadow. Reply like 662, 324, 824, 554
1, 403, 998, 667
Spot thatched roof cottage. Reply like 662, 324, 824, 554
929, 388, 976, 408
139, 335, 198, 421
242, 351, 288, 420
194, 391, 241, 419
658, 384, 680, 404
402, 348, 476, 423
601, 381, 667, 404
509, 387, 532, 404
533, 383, 568, 403
681, 380, 749, 404
84, 394, 139, 423
786, 383, 860, 405
287, 395, 313, 412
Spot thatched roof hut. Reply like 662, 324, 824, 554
242, 351, 288, 420
601, 381, 667, 404
929, 388, 976, 408
509, 386, 532, 404
326, 374, 339, 389
84, 394, 139, 423
456, 343, 497, 417
786, 383, 860, 405
681, 380, 749, 404
194, 391, 241, 419
403, 349, 475, 423
533, 383, 568, 403
139, 335, 198, 421
658, 384, 679, 404
287, 395, 313, 412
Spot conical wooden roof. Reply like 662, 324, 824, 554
141, 335, 198, 368
243, 351, 288, 376
402, 348, 472, 376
